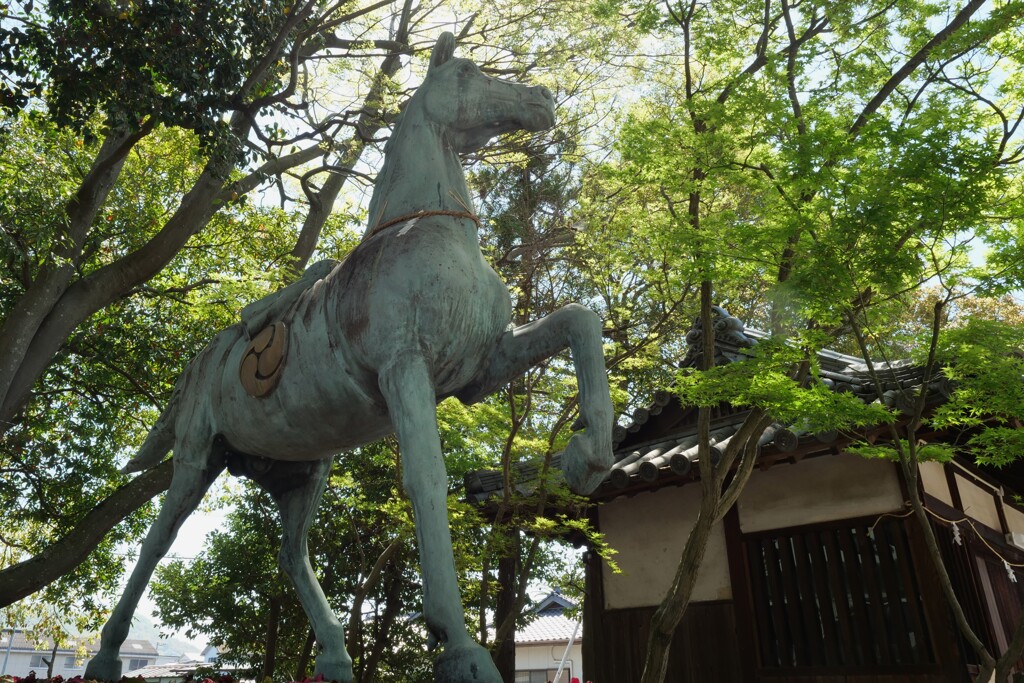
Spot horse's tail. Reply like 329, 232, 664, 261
121, 389, 179, 474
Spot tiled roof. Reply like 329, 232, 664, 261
465, 306, 951, 503
534, 593, 575, 614
120, 640, 161, 657
126, 660, 204, 679
515, 613, 580, 645
484, 593, 581, 645
127, 659, 245, 680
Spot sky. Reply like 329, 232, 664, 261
126, 482, 235, 657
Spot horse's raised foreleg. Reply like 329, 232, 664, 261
379, 351, 501, 683
457, 303, 613, 494
265, 457, 353, 683
84, 453, 223, 681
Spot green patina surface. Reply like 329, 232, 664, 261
85, 33, 613, 683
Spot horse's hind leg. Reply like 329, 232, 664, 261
261, 457, 353, 683
84, 446, 223, 681
457, 303, 613, 493
380, 351, 501, 683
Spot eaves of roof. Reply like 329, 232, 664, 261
464, 306, 956, 506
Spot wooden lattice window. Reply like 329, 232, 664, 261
745, 517, 936, 669
933, 519, 1024, 671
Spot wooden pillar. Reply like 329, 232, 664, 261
722, 505, 758, 682
582, 509, 605, 682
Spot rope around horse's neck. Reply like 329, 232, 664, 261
365, 210, 481, 240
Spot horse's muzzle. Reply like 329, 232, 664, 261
523, 88, 556, 131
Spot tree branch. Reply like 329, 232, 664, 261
0, 113, 251, 428
848, 0, 989, 137
0, 459, 174, 608
347, 539, 401, 648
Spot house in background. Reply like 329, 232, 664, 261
513, 593, 583, 683
199, 643, 222, 664
0, 630, 158, 678
467, 307, 1024, 683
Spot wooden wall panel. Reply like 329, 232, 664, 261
754, 676, 949, 683
720, 511, 970, 683
583, 601, 742, 683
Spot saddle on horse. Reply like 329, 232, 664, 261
238, 258, 339, 397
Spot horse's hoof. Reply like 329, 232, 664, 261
561, 429, 612, 495
83, 652, 122, 681
314, 651, 354, 683
434, 642, 501, 683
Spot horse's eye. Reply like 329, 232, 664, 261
459, 63, 475, 76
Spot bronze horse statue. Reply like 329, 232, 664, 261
84, 33, 612, 683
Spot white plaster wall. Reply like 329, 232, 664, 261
1, 652, 38, 678
918, 460, 952, 506
955, 473, 1002, 531
1005, 504, 1024, 536
599, 485, 731, 610
738, 453, 903, 534
0, 651, 87, 678
0, 646, 157, 678
516, 642, 583, 681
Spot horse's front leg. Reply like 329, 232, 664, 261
379, 351, 501, 683
457, 303, 614, 494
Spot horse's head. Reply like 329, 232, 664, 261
417, 32, 556, 153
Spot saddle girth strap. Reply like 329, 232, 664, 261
365, 210, 480, 240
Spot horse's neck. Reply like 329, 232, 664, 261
366, 112, 474, 233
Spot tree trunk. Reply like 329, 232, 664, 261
261, 595, 281, 682
0, 128, 144, 417
287, 0, 413, 274
360, 566, 405, 683
45, 642, 57, 679
348, 541, 401, 650
0, 147, 238, 429
638, 499, 718, 682
904, 469, 998, 677
346, 539, 401, 680
992, 611, 1024, 682
639, 282, 716, 683
294, 629, 315, 681
0, 459, 173, 608
493, 534, 519, 683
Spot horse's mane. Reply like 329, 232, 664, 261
381, 110, 405, 156
365, 106, 407, 231
368, 91, 422, 228
383, 83, 428, 156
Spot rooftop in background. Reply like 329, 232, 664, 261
126, 659, 210, 679
515, 593, 580, 645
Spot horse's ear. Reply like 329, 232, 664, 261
429, 32, 456, 71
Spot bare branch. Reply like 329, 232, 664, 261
848, 0, 988, 137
